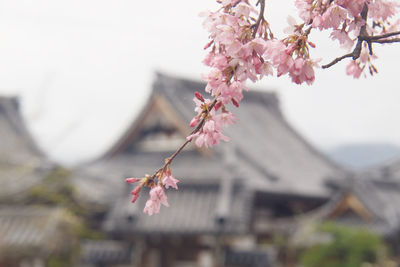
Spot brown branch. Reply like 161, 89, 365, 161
322, 3, 368, 69
322, 53, 353, 69
251, 0, 265, 38
368, 30, 400, 40
145, 0, 270, 183
149, 97, 219, 180
148, 1, 270, 180
371, 38, 400, 44
322, 29, 400, 68
322, 4, 400, 69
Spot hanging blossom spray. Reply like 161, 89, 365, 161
127, 0, 400, 215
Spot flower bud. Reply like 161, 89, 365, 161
190, 117, 200, 127
126, 177, 141, 184
195, 91, 205, 102
231, 98, 239, 107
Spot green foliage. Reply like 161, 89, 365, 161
26, 166, 104, 240
47, 251, 79, 267
47, 257, 71, 267
27, 167, 77, 208
300, 222, 389, 267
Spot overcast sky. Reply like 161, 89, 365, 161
0, 0, 399, 165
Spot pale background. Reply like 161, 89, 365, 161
0, 0, 399, 165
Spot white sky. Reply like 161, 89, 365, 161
0, 0, 399, 165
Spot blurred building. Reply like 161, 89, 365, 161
4, 75, 400, 266
0, 96, 47, 201
73, 73, 345, 267
0, 206, 79, 267
298, 164, 400, 249
0, 96, 78, 267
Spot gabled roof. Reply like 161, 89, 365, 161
0, 96, 50, 199
0, 96, 43, 163
303, 177, 400, 236
74, 73, 344, 234
99, 73, 343, 196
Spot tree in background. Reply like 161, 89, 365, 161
300, 222, 393, 267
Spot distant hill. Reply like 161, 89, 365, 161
326, 143, 400, 170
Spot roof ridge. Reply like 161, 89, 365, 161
0, 96, 44, 159
154, 72, 280, 106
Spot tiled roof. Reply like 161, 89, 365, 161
345, 179, 400, 235
224, 248, 274, 267
80, 240, 132, 265
104, 181, 252, 235
366, 157, 400, 181
0, 206, 78, 258
73, 73, 344, 234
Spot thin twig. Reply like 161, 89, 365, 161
323, 29, 400, 68
251, 0, 265, 38
368, 30, 400, 40
322, 3, 368, 68
149, 97, 219, 180
148, 1, 268, 180
322, 4, 400, 69
322, 53, 353, 68
372, 38, 400, 44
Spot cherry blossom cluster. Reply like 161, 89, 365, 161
295, 0, 399, 76
126, 0, 400, 216
263, 24, 318, 85
296, 0, 398, 43
346, 43, 378, 78
188, 0, 322, 151
126, 168, 179, 215
187, 1, 272, 149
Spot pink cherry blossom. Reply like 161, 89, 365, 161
130, 184, 142, 204
330, 30, 354, 49
289, 57, 317, 85
233, 2, 252, 18
126, 177, 143, 203
162, 171, 179, 190
143, 199, 159, 216
125, 177, 141, 184
368, 0, 399, 22
312, 15, 324, 29
264, 40, 287, 65
150, 185, 169, 206
218, 81, 245, 105
214, 111, 236, 127
143, 186, 169, 215
272, 51, 294, 77
295, 0, 314, 24
321, 4, 348, 30
336, 0, 365, 17
346, 60, 363, 78
190, 116, 200, 127
128, 0, 400, 216
188, 117, 230, 148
